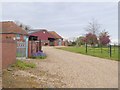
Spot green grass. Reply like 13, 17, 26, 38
57, 46, 119, 61
11, 60, 36, 70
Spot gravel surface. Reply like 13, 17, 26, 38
2, 46, 118, 88
38, 46, 118, 88
0, 69, 1, 89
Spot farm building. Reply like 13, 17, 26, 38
0, 21, 41, 68
0, 21, 29, 58
1, 21, 28, 41
49, 31, 63, 46
0, 21, 28, 68
30, 29, 63, 46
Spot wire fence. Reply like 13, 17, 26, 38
85, 44, 119, 59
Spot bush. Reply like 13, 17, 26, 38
12, 60, 36, 70
31, 51, 47, 59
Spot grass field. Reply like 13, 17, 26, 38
57, 46, 119, 61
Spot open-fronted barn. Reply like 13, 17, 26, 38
30, 29, 63, 46
49, 31, 63, 46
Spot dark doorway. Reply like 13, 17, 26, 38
48, 38, 55, 46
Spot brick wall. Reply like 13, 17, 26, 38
2, 33, 26, 42
28, 41, 40, 57
1, 39, 17, 69
54, 40, 58, 46
0, 44, 1, 69
2, 34, 15, 40
54, 39, 64, 46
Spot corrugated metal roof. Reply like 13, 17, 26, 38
30, 29, 55, 40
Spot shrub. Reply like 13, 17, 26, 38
32, 51, 47, 59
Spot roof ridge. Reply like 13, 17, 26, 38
0, 21, 14, 23
29, 29, 48, 34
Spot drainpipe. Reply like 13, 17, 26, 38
26, 36, 28, 58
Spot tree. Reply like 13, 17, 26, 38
99, 30, 110, 46
85, 19, 100, 36
84, 33, 98, 47
15, 21, 31, 32
24, 25, 31, 32
75, 36, 85, 46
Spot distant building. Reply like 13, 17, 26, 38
49, 31, 63, 46
29, 29, 63, 46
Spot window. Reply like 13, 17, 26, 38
16, 34, 20, 39
23, 36, 26, 40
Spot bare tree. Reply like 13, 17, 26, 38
15, 21, 31, 32
85, 19, 101, 36
24, 25, 31, 32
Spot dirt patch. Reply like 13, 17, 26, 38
3, 69, 40, 88
2, 59, 66, 88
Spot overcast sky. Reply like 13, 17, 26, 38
1, 2, 118, 43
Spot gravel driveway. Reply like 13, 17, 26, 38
39, 46, 118, 88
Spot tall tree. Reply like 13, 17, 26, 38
85, 19, 100, 36
99, 30, 110, 46
15, 21, 31, 32
85, 33, 98, 46
75, 36, 85, 46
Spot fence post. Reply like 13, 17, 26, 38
114, 44, 115, 53
101, 44, 102, 53
118, 44, 120, 60
86, 43, 87, 53
109, 44, 112, 57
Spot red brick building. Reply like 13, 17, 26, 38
0, 21, 28, 68
49, 31, 63, 46
0, 21, 29, 57
0, 21, 41, 68
30, 29, 63, 46
1, 21, 28, 41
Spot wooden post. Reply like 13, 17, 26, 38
39, 39, 41, 51
109, 44, 112, 57
31, 37, 33, 54
101, 44, 102, 53
114, 44, 115, 53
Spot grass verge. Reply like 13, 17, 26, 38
11, 60, 36, 70
57, 46, 119, 61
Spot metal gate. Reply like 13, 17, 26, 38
16, 41, 26, 57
